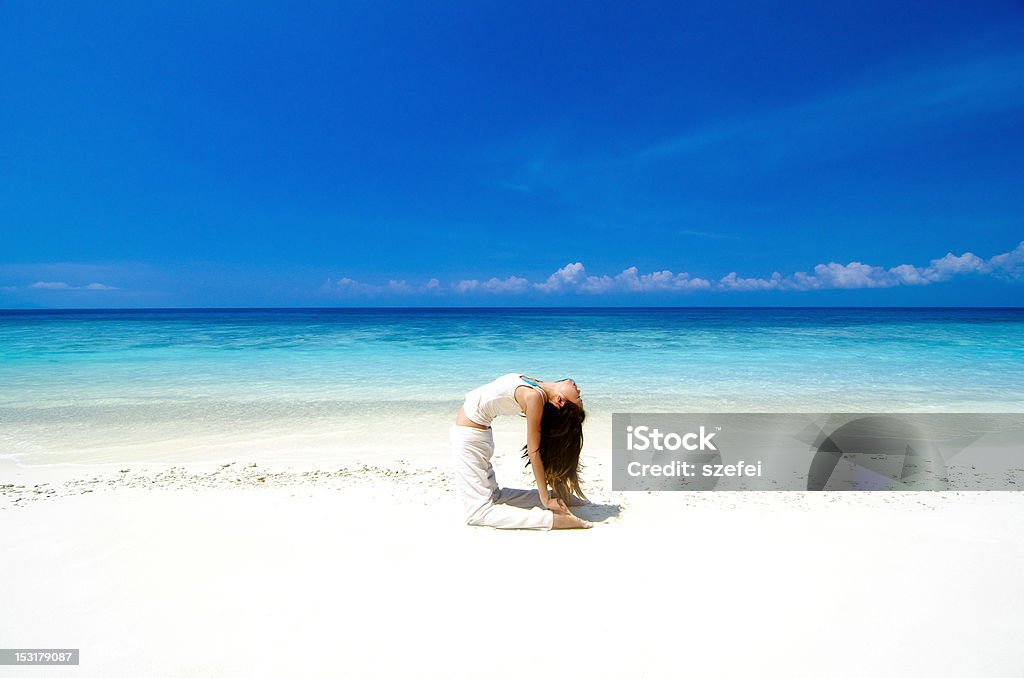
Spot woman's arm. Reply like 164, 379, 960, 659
523, 390, 569, 514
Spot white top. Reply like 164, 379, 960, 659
462, 373, 547, 426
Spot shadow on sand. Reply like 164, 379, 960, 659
571, 502, 622, 523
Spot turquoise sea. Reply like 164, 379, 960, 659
1, 308, 1022, 465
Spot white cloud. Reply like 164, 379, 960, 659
483, 276, 530, 293
321, 277, 376, 295
983, 240, 1024, 279
533, 263, 588, 292
387, 280, 414, 294
452, 276, 530, 294
800, 261, 893, 290
722, 241, 1023, 291
531, 263, 711, 294
718, 271, 783, 291
316, 240, 1024, 299
322, 276, 450, 296
577, 266, 711, 293
27, 281, 117, 291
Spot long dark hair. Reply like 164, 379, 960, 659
521, 401, 586, 501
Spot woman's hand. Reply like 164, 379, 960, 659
544, 497, 571, 514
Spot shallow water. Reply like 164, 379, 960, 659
2, 308, 1022, 464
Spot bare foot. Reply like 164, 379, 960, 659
552, 512, 593, 529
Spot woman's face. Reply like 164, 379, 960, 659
555, 378, 582, 408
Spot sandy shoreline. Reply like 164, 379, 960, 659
3, 455, 1024, 676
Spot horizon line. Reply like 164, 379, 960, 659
3, 305, 1024, 312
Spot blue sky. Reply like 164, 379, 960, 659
1, 1, 1022, 308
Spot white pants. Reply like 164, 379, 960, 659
449, 425, 553, 530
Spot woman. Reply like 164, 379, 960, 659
450, 373, 592, 530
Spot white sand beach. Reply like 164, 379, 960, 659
3, 440, 1024, 678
